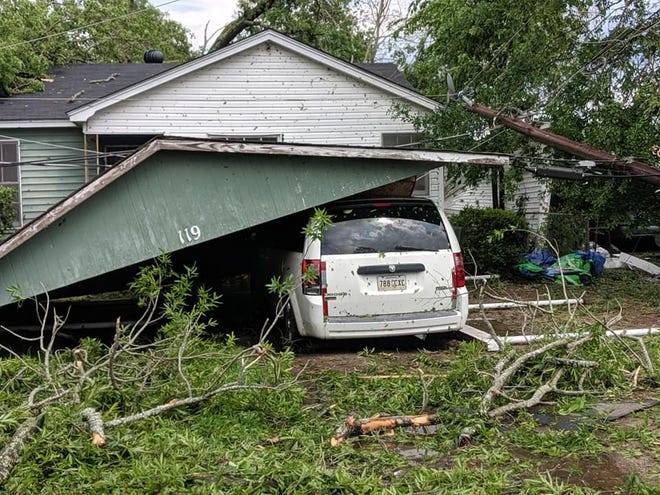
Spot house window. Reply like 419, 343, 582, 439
381, 133, 428, 197
0, 139, 21, 226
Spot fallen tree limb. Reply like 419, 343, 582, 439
330, 413, 440, 446
545, 357, 598, 368
488, 369, 564, 417
480, 336, 582, 415
82, 408, 106, 447
0, 416, 40, 485
80, 382, 289, 445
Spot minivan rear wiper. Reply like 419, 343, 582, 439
395, 245, 425, 251
354, 246, 378, 253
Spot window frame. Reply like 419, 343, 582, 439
0, 138, 23, 227
381, 132, 429, 197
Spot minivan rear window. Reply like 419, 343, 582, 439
321, 203, 450, 255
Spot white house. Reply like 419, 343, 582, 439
0, 29, 548, 229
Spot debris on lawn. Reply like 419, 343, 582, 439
517, 248, 606, 286
478, 327, 660, 352
592, 399, 659, 421
466, 274, 500, 281
618, 252, 660, 276
330, 413, 442, 446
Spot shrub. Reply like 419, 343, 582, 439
0, 185, 16, 234
450, 207, 530, 275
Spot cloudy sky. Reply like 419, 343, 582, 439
151, 0, 240, 49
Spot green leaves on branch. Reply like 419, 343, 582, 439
302, 208, 333, 242
399, 0, 659, 230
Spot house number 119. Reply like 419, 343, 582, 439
178, 225, 201, 244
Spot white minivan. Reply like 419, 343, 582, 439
272, 198, 468, 342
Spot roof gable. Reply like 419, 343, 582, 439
68, 30, 438, 123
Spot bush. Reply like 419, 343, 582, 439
0, 185, 16, 234
450, 207, 530, 275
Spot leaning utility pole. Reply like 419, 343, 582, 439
455, 94, 660, 187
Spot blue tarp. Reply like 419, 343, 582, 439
516, 249, 606, 286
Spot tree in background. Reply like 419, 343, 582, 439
399, 0, 659, 233
0, 0, 191, 95
237, 0, 370, 61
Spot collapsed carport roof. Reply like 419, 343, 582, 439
0, 138, 508, 307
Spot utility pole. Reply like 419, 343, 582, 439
455, 95, 660, 187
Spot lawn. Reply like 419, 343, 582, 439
0, 268, 658, 494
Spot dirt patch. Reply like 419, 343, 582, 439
293, 351, 372, 374
610, 449, 660, 487
509, 446, 629, 494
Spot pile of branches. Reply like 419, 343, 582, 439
0, 258, 296, 485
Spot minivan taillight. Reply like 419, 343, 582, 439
452, 252, 466, 291
302, 259, 328, 316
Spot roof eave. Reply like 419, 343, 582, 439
0, 120, 77, 129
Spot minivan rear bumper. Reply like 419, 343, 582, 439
323, 309, 463, 339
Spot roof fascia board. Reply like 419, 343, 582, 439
0, 139, 507, 261
0, 120, 76, 129
68, 31, 439, 123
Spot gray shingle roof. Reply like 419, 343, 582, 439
358, 63, 414, 90
0, 62, 413, 122
0, 63, 176, 121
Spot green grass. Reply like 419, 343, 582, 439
1, 265, 658, 494
1, 333, 658, 494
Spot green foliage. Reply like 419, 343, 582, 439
399, 0, 659, 231
451, 207, 530, 274
4, 329, 656, 493
267, 208, 333, 298
543, 212, 590, 255
0, 185, 16, 234
0, 0, 191, 95
302, 207, 333, 242
241, 0, 370, 61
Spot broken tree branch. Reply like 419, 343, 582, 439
330, 413, 441, 446
0, 416, 41, 485
81, 408, 106, 447
210, 0, 277, 51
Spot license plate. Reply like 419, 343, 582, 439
377, 275, 407, 291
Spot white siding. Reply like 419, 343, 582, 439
444, 178, 493, 217
504, 171, 551, 231
444, 170, 550, 230
86, 43, 423, 146
85, 42, 441, 204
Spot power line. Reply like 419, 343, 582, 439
0, 0, 183, 51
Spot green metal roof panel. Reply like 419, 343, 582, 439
0, 139, 508, 307
0, 151, 425, 306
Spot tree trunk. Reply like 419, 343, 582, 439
210, 0, 278, 52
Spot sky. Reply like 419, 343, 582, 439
151, 0, 240, 49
